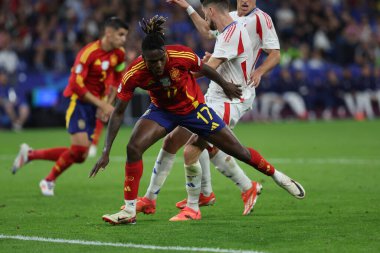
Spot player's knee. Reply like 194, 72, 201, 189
183, 144, 202, 165
70, 145, 88, 163
126, 142, 143, 160
162, 134, 175, 152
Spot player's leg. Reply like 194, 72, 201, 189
11, 97, 88, 174
136, 126, 192, 214
206, 99, 260, 215
39, 132, 90, 196
39, 98, 96, 196
102, 118, 168, 225
12, 144, 69, 174
169, 134, 204, 221
88, 119, 104, 157
174, 147, 216, 210
204, 127, 305, 199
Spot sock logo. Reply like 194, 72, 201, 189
126, 176, 134, 181
124, 186, 131, 192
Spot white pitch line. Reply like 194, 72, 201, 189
1, 154, 380, 165
0, 234, 264, 253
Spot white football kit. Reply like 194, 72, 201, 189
230, 8, 280, 68
205, 21, 254, 128
206, 8, 280, 128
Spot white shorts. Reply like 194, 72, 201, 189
205, 95, 255, 129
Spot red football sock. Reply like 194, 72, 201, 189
247, 147, 275, 176
45, 145, 88, 181
124, 160, 143, 200
91, 119, 104, 146
28, 147, 69, 161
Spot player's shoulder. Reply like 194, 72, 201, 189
166, 44, 195, 55
122, 56, 147, 83
113, 46, 126, 56
78, 40, 101, 63
166, 44, 198, 63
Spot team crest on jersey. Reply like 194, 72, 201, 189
101, 61, 110, 70
117, 83, 122, 93
159, 77, 171, 87
75, 64, 83, 74
110, 54, 117, 66
78, 119, 86, 130
169, 68, 181, 82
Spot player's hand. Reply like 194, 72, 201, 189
89, 151, 110, 178
166, 0, 190, 9
101, 102, 114, 120
202, 52, 212, 63
96, 108, 109, 123
223, 81, 242, 100
249, 70, 262, 88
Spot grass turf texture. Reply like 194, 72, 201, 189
0, 120, 379, 253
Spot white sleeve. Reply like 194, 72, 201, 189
257, 12, 280, 49
212, 30, 241, 61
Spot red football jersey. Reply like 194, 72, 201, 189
63, 40, 126, 99
117, 45, 204, 115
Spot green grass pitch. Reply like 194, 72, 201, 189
0, 120, 379, 253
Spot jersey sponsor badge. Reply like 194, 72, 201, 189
75, 64, 83, 74
159, 77, 171, 87
101, 61, 110, 70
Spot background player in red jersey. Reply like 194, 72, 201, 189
11, 17, 129, 196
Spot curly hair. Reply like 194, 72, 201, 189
140, 15, 167, 52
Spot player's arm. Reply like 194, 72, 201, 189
250, 49, 280, 88
90, 98, 129, 177
192, 56, 225, 78
249, 13, 281, 87
82, 92, 114, 118
199, 63, 242, 100
167, 0, 215, 39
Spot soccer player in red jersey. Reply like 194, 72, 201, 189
89, 15, 299, 225
12, 17, 129, 196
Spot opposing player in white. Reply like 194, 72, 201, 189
135, 0, 305, 220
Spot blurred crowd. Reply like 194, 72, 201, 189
0, 0, 379, 129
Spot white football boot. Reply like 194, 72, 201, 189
272, 170, 305, 199
12, 143, 32, 174
102, 209, 136, 225
39, 179, 55, 196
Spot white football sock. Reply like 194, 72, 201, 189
211, 150, 252, 192
185, 161, 202, 211
145, 148, 176, 200
199, 149, 213, 196
123, 199, 136, 214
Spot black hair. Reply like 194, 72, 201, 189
200, 0, 229, 10
139, 15, 167, 52
103, 16, 129, 31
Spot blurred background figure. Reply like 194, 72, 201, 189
0, 30, 30, 130
0, 0, 378, 128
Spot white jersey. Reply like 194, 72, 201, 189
230, 8, 280, 70
206, 21, 254, 103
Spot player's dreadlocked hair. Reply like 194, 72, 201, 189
139, 15, 167, 52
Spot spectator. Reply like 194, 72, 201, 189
0, 69, 30, 131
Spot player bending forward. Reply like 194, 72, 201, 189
134, 0, 305, 220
